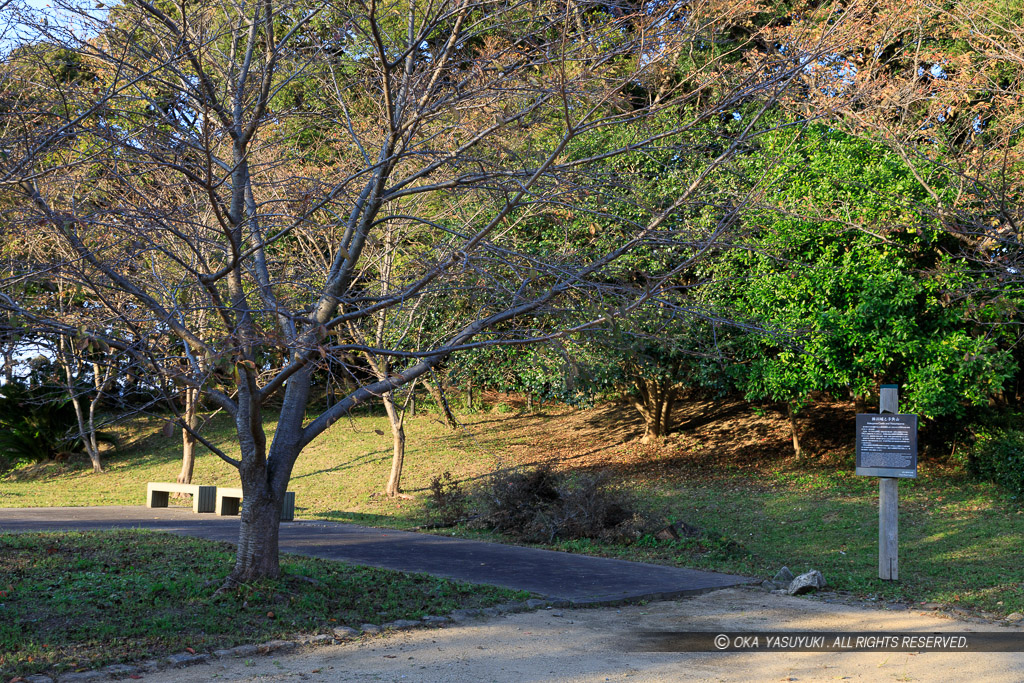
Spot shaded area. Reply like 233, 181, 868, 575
458, 396, 861, 480
0, 506, 752, 605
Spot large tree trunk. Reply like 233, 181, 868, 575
177, 387, 200, 485
226, 359, 314, 585
228, 386, 295, 583
633, 377, 677, 444
383, 393, 406, 497
231, 488, 283, 583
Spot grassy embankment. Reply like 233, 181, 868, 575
1, 396, 1022, 618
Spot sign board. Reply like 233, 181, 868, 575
855, 414, 917, 478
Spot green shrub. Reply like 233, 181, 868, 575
969, 429, 1024, 505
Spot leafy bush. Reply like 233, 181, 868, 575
475, 465, 643, 543
969, 429, 1024, 505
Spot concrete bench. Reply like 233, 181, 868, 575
216, 487, 295, 522
146, 482, 216, 513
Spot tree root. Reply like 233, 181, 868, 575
214, 575, 245, 596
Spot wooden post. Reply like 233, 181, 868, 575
879, 385, 898, 581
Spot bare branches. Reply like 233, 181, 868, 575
0, 0, 861, 576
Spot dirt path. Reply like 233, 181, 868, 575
140, 588, 1024, 682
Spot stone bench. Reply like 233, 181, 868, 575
146, 482, 216, 513
216, 487, 296, 522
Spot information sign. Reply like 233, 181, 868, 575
855, 414, 917, 478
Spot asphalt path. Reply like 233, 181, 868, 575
0, 506, 752, 605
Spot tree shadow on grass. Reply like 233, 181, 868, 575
291, 450, 389, 480
673, 397, 749, 432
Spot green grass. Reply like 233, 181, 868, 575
0, 409, 486, 527
0, 530, 525, 679
543, 472, 1024, 615
1, 401, 1022, 621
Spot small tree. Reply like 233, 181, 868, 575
53, 332, 116, 474
718, 123, 1017, 456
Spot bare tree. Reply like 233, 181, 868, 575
345, 219, 419, 497
0, 0, 846, 584
53, 333, 115, 473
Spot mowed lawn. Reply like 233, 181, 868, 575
1, 397, 1022, 616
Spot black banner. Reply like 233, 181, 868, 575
626, 631, 1024, 652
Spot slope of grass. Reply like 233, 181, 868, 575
1, 397, 1022, 618
0, 407, 485, 526
0, 530, 525, 679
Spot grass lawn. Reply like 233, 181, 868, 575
0, 406, 498, 528
0, 530, 525, 679
1, 394, 1022, 619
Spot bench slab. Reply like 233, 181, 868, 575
146, 482, 216, 513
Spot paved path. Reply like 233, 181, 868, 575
0, 506, 751, 605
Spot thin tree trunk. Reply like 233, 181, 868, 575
660, 389, 676, 436
177, 387, 200, 484
345, 222, 415, 498
788, 401, 803, 459
85, 382, 103, 473
2, 348, 13, 383
68, 391, 102, 471
424, 378, 457, 428
383, 393, 406, 497
57, 335, 104, 472
84, 360, 113, 474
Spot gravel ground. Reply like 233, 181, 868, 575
138, 587, 1024, 682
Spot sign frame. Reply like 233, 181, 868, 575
855, 413, 918, 479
